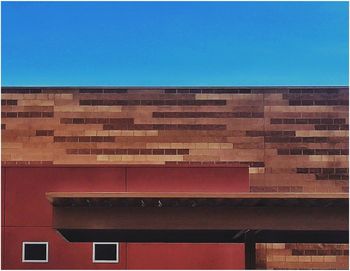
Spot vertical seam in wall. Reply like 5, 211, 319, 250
125, 167, 128, 192
263, 92, 266, 186
125, 241, 128, 269
124, 166, 128, 269
263, 92, 268, 257
2, 167, 6, 267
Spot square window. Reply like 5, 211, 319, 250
93, 242, 119, 263
22, 242, 48, 263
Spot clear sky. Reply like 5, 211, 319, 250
1, 1, 349, 87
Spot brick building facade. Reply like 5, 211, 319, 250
1, 86, 349, 269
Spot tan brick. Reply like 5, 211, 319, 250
324, 256, 337, 263
285, 256, 299, 262
298, 256, 312, 262
220, 143, 233, 149
208, 143, 221, 149
311, 256, 324, 262
272, 243, 285, 249
272, 255, 285, 262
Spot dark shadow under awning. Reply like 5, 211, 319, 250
46, 192, 349, 243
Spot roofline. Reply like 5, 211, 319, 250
1, 86, 349, 90
1, 164, 249, 168
46, 192, 349, 201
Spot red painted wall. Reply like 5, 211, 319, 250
2, 167, 126, 269
127, 243, 245, 270
127, 167, 248, 192
1, 166, 248, 269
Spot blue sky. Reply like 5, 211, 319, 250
1, 1, 348, 86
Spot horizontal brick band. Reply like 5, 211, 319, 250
1, 99, 17, 106
315, 124, 349, 130
250, 186, 303, 192
103, 124, 226, 131
153, 112, 264, 118
2, 87, 346, 94
270, 118, 347, 125
80, 99, 226, 106
79, 89, 128, 93
292, 249, 349, 256
60, 118, 133, 125
315, 174, 348, 180
2, 112, 54, 118
264, 136, 347, 143
246, 131, 296, 137
296, 168, 348, 174
277, 149, 349, 155
288, 100, 348, 106
66, 148, 190, 155
283, 93, 348, 99
36, 130, 54, 136
54, 136, 115, 143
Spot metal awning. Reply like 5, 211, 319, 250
47, 192, 348, 269
47, 192, 347, 207
47, 192, 348, 242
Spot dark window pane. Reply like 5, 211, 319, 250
94, 244, 117, 261
24, 243, 47, 261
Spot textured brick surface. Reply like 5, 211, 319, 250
2, 87, 348, 193
256, 243, 349, 270
1, 86, 349, 269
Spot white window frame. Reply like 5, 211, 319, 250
22, 242, 48, 263
92, 242, 119, 263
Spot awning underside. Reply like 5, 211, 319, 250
47, 192, 349, 243
58, 229, 348, 243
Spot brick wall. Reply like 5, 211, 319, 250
1, 86, 349, 269
256, 243, 349, 269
